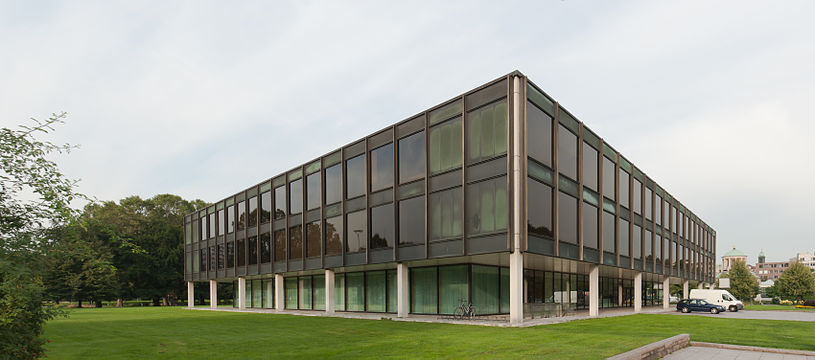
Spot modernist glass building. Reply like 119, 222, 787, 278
184, 71, 716, 323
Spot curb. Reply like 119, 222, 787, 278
691, 341, 815, 356
607, 334, 689, 360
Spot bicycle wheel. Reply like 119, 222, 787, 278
469, 306, 476, 319
453, 306, 465, 319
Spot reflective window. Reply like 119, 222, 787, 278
209, 213, 215, 238
399, 196, 424, 246
370, 203, 394, 249
248, 196, 258, 227
467, 176, 508, 235
274, 230, 286, 262
237, 201, 246, 231
260, 232, 271, 263
527, 100, 552, 166
602, 211, 615, 253
655, 234, 662, 262
289, 226, 302, 259
274, 186, 286, 220
218, 209, 225, 236
217, 244, 224, 269
583, 143, 598, 190
429, 117, 462, 175
307, 173, 320, 210
325, 164, 342, 205
346, 154, 366, 198
645, 188, 652, 221
307, 221, 321, 257
227, 205, 235, 233
632, 179, 641, 214
527, 178, 553, 238
289, 179, 303, 215
429, 187, 462, 240
371, 143, 394, 192
602, 157, 615, 201
261, 191, 271, 223
583, 203, 598, 249
619, 218, 630, 256
645, 229, 652, 260
237, 238, 246, 266
248, 236, 258, 265
633, 224, 641, 259
325, 216, 343, 255
346, 210, 367, 253
399, 131, 425, 184
200, 216, 206, 241
467, 100, 507, 163
558, 192, 577, 244
557, 125, 577, 180
226, 241, 234, 267
618, 169, 629, 209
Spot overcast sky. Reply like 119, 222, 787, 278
2, 1, 813, 264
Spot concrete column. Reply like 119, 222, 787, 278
509, 251, 524, 324
187, 281, 194, 308
274, 274, 284, 310
237, 277, 246, 310
662, 277, 670, 309
618, 282, 623, 307
397, 263, 409, 318
634, 272, 642, 312
682, 279, 689, 299
325, 269, 335, 314
589, 265, 599, 317
209, 280, 218, 309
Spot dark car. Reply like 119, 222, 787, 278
676, 299, 725, 314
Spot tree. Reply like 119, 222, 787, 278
1, 113, 84, 359
775, 262, 815, 302
727, 260, 759, 301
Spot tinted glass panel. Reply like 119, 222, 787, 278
218, 209, 225, 236
346, 210, 367, 253
371, 143, 394, 192
399, 196, 424, 246
226, 241, 234, 267
237, 238, 246, 266
619, 218, 630, 256
399, 131, 425, 184
248, 236, 258, 265
370, 203, 394, 249
260, 232, 271, 263
558, 192, 577, 244
583, 203, 598, 249
645, 188, 652, 221
467, 100, 507, 163
289, 226, 302, 259
274, 230, 285, 262
325, 164, 342, 205
467, 176, 508, 235
346, 154, 366, 198
429, 187, 462, 240
557, 125, 577, 180
527, 101, 552, 166
248, 196, 258, 227
602, 211, 615, 253
633, 224, 641, 259
289, 179, 303, 215
307, 221, 321, 257
325, 216, 343, 255
274, 186, 286, 220
237, 201, 246, 231
429, 117, 462, 175
527, 178, 553, 238
261, 191, 271, 223
618, 169, 629, 208
583, 143, 598, 190
209, 213, 215, 238
602, 157, 615, 201
307, 173, 320, 210
632, 179, 642, 214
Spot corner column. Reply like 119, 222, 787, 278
589, 265, 599, 317
325, 269, 335, 314
275, 274, 284, 310
187, 281, 194, 308
682, 279, 689, 299
634, 272, 642, 312
209, 280, 218, 309
509, 75, 524, 325
237, 277, 246, 310
397, 263, 409, 318
662, 277, 670, 309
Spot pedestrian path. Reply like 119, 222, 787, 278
665, 346, 815, 360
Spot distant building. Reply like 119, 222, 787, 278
721, 246, 747, 272
793, 252, 815, 270
754, 250, 791, 281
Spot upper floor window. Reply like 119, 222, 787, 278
325, 164, 342, 205
557, 125, 577, 180
307, 172, 320, 210
274, 186, 286, 220
398, 131, 425, 184
237, 201, 246, 231
429, 117, 462, 175
346, 154, 365, 199
260, 191, 271, 223
248, 196, 258, 227
289, 179, 303, 215
527, 101, 552, 166
467, 100, 507, 163
370, 143, 394, 192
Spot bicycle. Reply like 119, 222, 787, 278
454, 299, 476, 320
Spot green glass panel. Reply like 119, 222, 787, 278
299, 277, 312, 310
334, 274, 345, 311
495, 181, 508, 231
306, 160, 321, 174
500, 267, 510, 313
583, 189, 600, 206
226, 198, 234, 206
527, 84, 554, 115
263, 279, 274, 308
469, 108, 482, 161
558, 108, 579, 135
313, 275, 325, 310
429, 127, 441, 174
430, 187, 462, 240
410, 267, 438, 314
472, 265, 499, 314
439, 265, 468, 315
467, 100, 507, 163
288, 169, 302, 180
619, 157, 632, 172
260, 182, 272, 193
480, 184, 494, 232
430, 118, 462, 175
366, 271, 386, 312
233, 281, 238, 308
245, 280, 252, 308
429, 99, 462, 126
285, 277, 297, 309
603, 199, 616, 214
494, 102, 507, 156
252, 279, 262, 308
347, 272, 364, 311
528, 160, 554, 185
387, 270, 397, 313
216, 202, 224, 210
468, 177, 507, 235
398, 180, 424, 200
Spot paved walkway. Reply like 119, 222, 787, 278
663, 310, 815, 322
665, 346, 815, 360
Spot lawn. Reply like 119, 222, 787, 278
745, 304, 815, 311
43, 307, 815, 359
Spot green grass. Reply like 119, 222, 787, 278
745, 304, 815, 311
43, 307, 815, 359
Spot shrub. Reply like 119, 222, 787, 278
803, 299, 815, 307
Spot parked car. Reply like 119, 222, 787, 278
676, 299, 725, 314
689, 289, 744, 312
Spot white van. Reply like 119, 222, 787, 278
689, 289, 744, 312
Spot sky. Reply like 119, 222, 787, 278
1, 1, 813, 264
